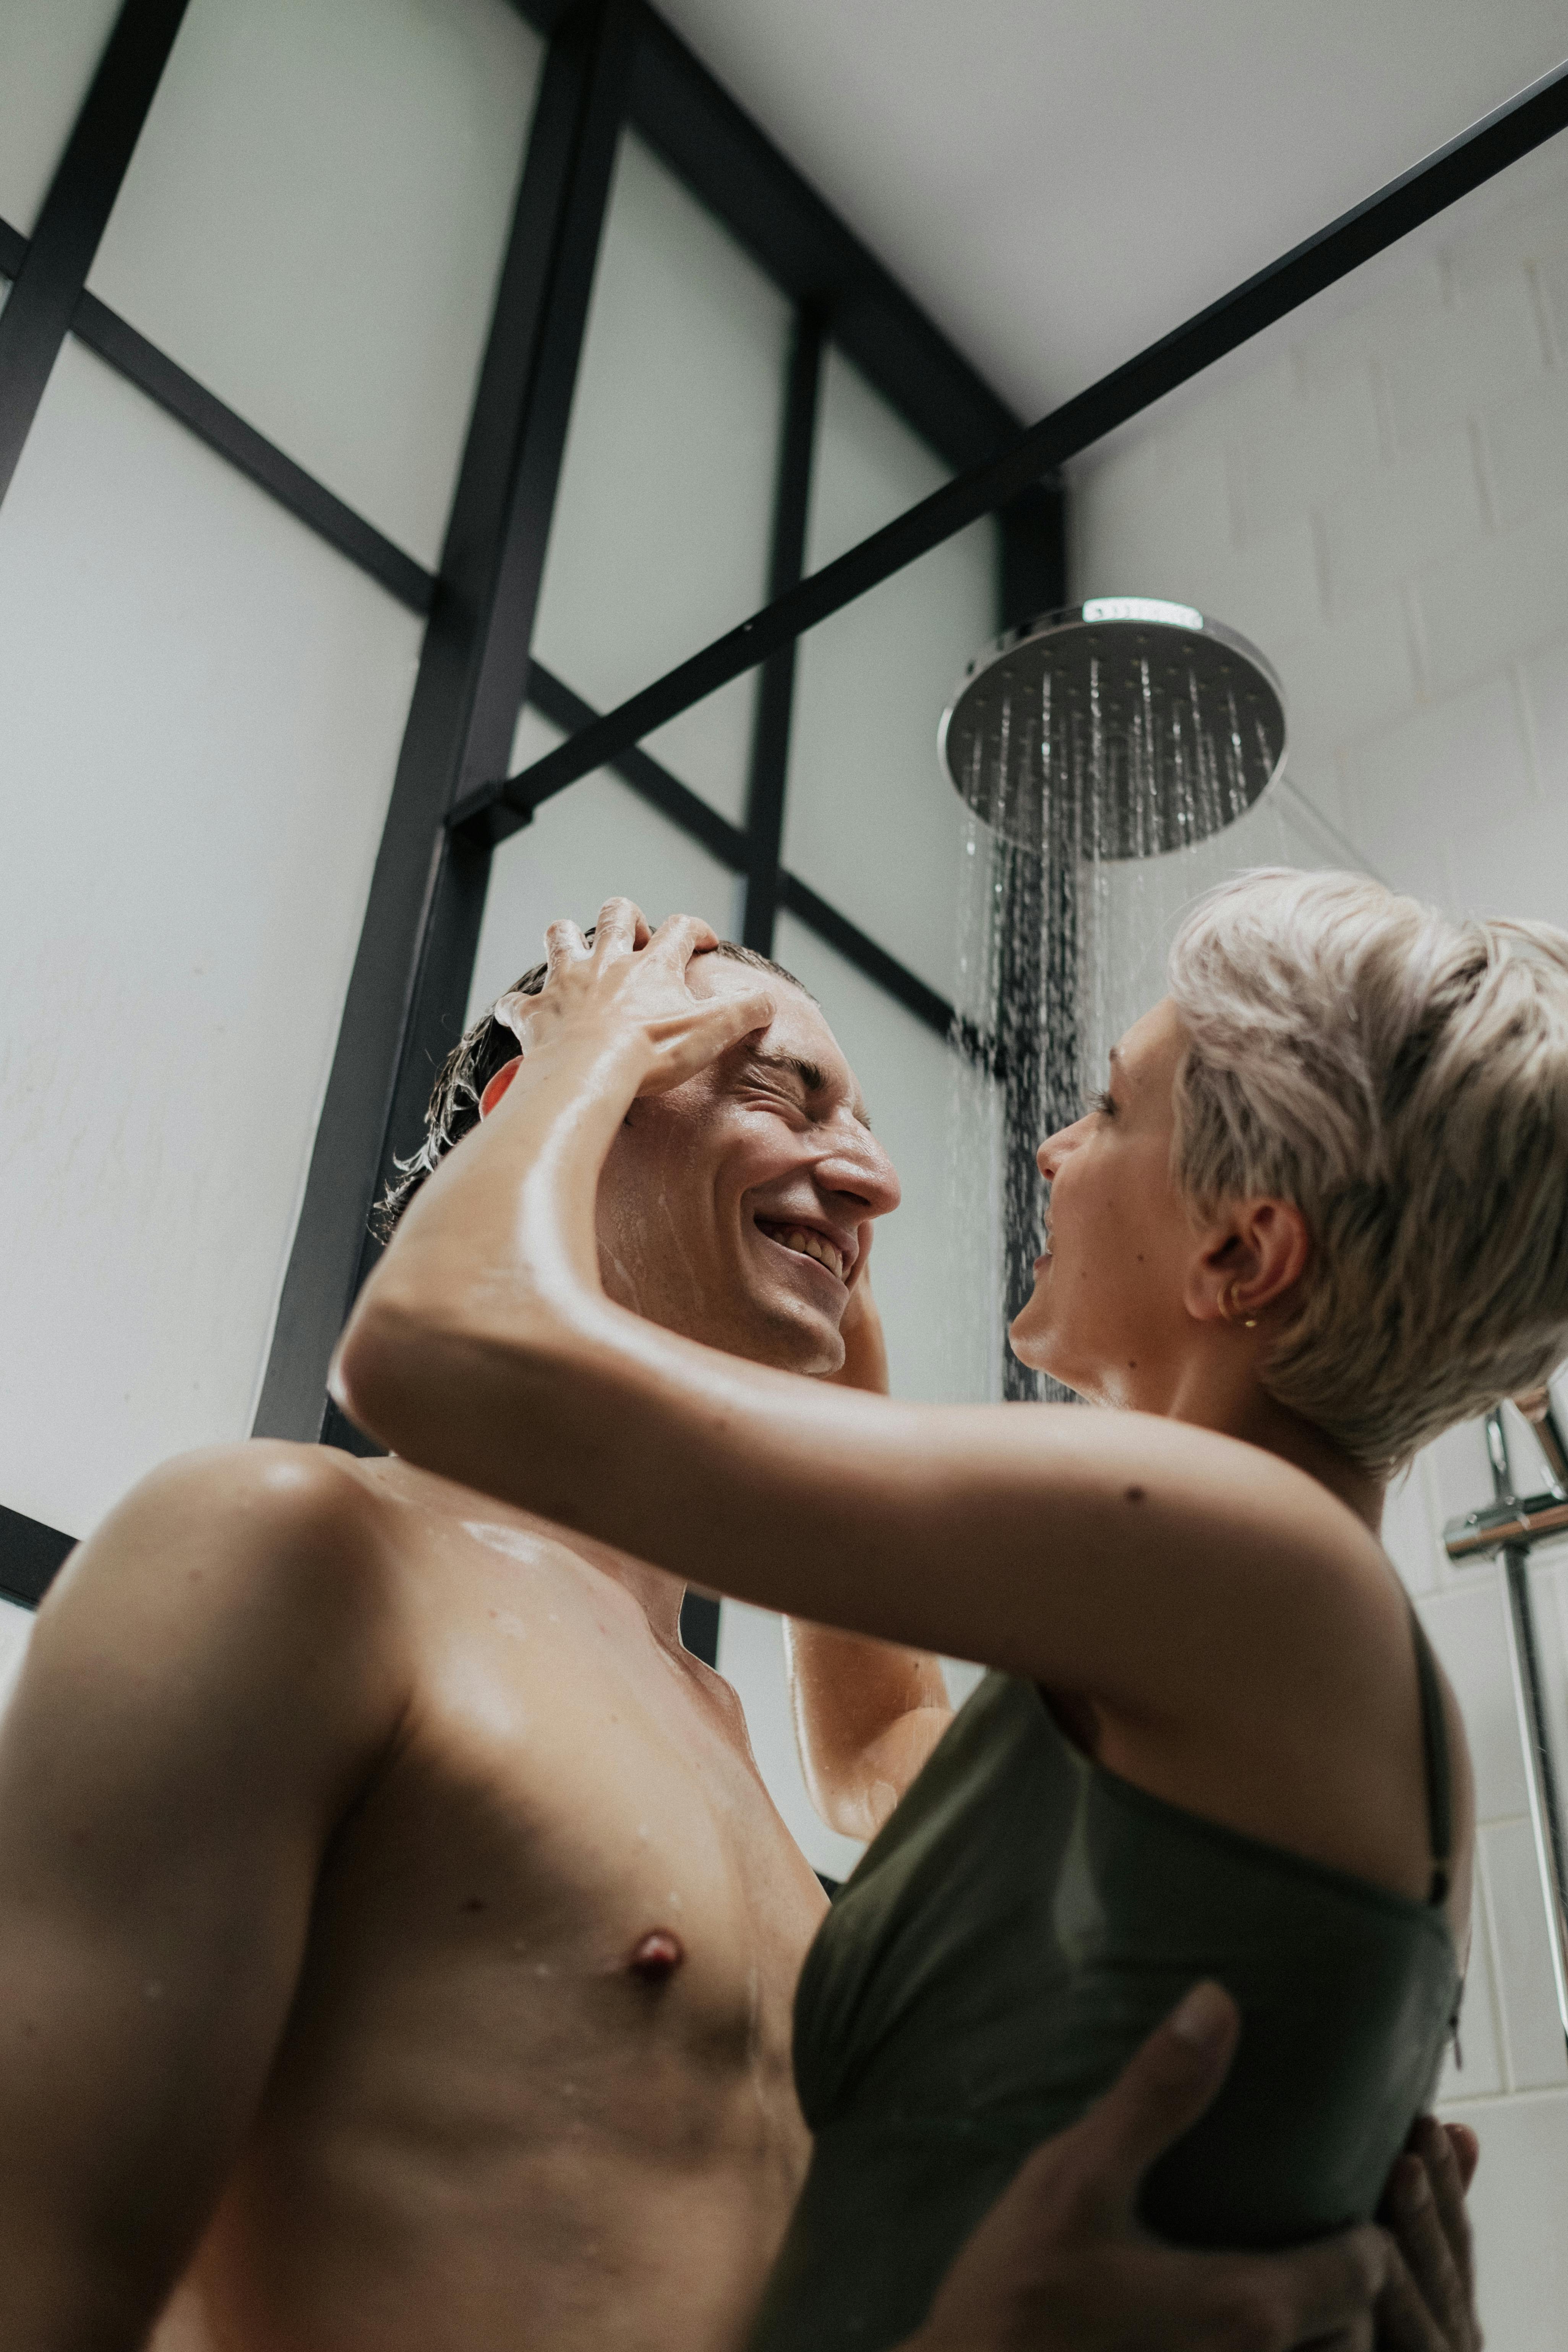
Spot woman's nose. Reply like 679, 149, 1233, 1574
1036, 1119, 1082, 1181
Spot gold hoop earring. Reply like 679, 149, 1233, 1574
1223, 1280, 1258, 1330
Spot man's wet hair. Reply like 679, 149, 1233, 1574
374, 934, 810, 1240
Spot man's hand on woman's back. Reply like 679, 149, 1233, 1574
902, 1984, 1481, 2352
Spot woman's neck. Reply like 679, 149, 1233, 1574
1161, 1362, 1387, 1534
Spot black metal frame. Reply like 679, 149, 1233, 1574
2, 3, 1565, 1596
0, 0, 190, 503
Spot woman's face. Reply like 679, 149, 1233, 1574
1010, 997, 1204, 1406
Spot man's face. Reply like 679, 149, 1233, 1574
593, 957, 901, 1374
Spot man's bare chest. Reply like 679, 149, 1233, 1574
304, 1510, 826, 2110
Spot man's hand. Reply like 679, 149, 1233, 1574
1377, 2117, 1481, 2351
789, 1263, 955, 1838
830, 1265, 890, 1395
899, 1984, 1474, 2352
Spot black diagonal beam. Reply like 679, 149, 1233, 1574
519, 665, 956, 1037
0, 0, 189, 508
254, 0, 636, 1444
0, 204, 434, 610
0, 1506, 77, 1610
453, 55, 1568, 842
742, 304, 823, 956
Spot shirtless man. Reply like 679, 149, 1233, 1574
0, 934, 1474, 2352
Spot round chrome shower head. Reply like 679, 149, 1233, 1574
939, 597, 1286, 858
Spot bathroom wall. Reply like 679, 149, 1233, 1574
1073, 136, 1568, 2350
0, 0, 545, 1544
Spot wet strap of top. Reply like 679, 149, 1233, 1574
1409, 1605, 1453, 1907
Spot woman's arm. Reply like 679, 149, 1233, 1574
334, 905, 1388, 1732
788, 1278, 953, 1838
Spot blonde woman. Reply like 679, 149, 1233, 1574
336, 871, 1560, 2352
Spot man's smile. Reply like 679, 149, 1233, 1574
754, 1216, 854, 1284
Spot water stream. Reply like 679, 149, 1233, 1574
945, 703, 1347, 1404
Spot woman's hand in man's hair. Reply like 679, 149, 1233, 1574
898, 1982, 1479, 2352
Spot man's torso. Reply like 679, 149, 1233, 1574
156, 1455, 825, 2352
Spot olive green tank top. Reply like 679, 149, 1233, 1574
750, 1618, 1461, 2352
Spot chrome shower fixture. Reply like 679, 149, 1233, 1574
939, 597, 1287, 857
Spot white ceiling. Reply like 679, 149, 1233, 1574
656, 0, 1568, 423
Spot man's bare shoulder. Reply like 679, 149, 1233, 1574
34, 1441, 411, 1711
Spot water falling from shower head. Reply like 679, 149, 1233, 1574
939, 597, 1289, 1403
940, 597, 1286, 858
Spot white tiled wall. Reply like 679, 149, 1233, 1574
1073, 144, 1568, 925
1074, 145, 1568, 2346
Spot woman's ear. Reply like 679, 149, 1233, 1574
1185, 1199, 1311, 1328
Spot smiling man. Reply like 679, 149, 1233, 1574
0, 929, 1473, 2352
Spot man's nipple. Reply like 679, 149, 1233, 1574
629, 1928, 685, 1984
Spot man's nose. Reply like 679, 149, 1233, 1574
819, 1134, 902, 1219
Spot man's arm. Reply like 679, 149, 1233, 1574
0, 1445, 408, 2349
902, 1986, 1480, 2352
788, 1278, 953, 1839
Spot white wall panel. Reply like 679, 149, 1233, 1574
0, 0, 122, 235
467, 710, 743, 1024
530, 135, 790, 827
0, 339, 421, 1541
86, 0, 542, 568
784, 348, 997, 1001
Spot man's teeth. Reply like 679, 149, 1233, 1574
769, 1225, 845, 1280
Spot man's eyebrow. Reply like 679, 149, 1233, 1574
747, 1048, 827, 1090
745, 1048, 872, 1128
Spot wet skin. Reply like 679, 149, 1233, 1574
0, 964, 904, 2352
152, 1460, 827, 2352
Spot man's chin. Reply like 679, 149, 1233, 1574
725, 1291, 845, 1377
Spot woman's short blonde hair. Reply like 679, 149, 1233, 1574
1166, 868, 1568, 1468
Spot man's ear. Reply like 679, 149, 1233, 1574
478, 1056, 524, 1120
1184, 1198, 1310, 1328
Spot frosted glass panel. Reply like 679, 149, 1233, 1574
0, 338, 422, 1541
531, 135, 790, 826
0, 0, 122, 234
467, 709, 744, 1021
774, 914, 988, 1407
784, 347, 998, 1001
87, 0, 542, 567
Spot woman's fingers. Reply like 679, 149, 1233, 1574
544, 918, 589, 978
647, 910, 720, 968
493, 991, 531, 1044
638, 985, 775, 1096
593, 898, 649, 956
